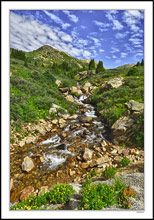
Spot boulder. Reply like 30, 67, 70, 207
125, 100, 144, 112
59, 118, 66, 124
38, 186, 48, 196
69, 114, 78, 120
34, 125, 46, 135
59, 87, 69, 93
84, 82, 92, 88
66, 95, 74, 102
52, 119, 58, 125
79, 116, 93, 123
66, 184, 82, 210
61, 114, 70, 120
55, 80, 61, 87
99, 77, 124, 93
69, 169, 76, 177
71, 86, 78, 93
40, 156, 45, 163
110, 149, 118, 155
10, 178, 14, 191
25, 136, 37, 144
96, 155, 109, 165
20, 186, 34, 201
82, 82, 92, 94
19, 140, 25, 147
21, 156, 35, 172
49, 104, 62, 115
49, 107, 57, 114
111, 116, 134, 136
83, 148, 93, 161
106, 76, 124, 89
113, 155, 123, 163
81, 162, 89, 169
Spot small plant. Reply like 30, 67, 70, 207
79, 182, 116, 210
46, 184, 74, 204
103, 167, 117, 179
120, 158, 131, 167
89, 169, 98, 178
120, 185, 136, 209
10, 183, 74, 210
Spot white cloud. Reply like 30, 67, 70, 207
99, 49, 105, 52
44, 10, 71, 29
83, 50, 91, 58
112, 55, 117, 59
123, 10, 144, 32
134, 45, 142, 48
63, 10, 79, 23
80, 25, 86, 29
115, 59, 122, 64
37, 35, 47, 44
93, 20, 110, 28
121, 52, 127, 58
131, 31, 143, 38
87, 36, 101, 47
129, 38, 143, 45
115, 32, 128, 39
105, 11, 123, 30
99, 28, 108, 32
112, 20, 123, 30
110, 47, 120, 53
105, 56, 111, 59
135, 52, 144, 57
58, 31, 72, 42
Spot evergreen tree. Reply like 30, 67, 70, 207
24, 59, 28, 67
34, 60, 37, 66
89, 59, 95, 70
141, 59, 144, 66
136, 61, 140, 66
96, 61, 105, 73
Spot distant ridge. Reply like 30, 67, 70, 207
115, 63, 136, 69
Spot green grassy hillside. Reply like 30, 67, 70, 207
90, 66, 144, 147
10, 46, 89, 130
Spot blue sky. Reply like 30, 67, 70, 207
10, 10, 144, 69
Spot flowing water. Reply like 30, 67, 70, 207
10, 92, 110, 204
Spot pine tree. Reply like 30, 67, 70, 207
136, 61, 140, 66
24, 59, 28, 67
89, 59, 95, 70
96, 61, 105, 73
141, 59, 144, 66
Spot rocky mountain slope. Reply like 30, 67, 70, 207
115, 63, 136, 70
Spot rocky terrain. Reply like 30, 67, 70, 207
10, 81, 144, 210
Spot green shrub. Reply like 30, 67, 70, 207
10, 183, 74, 210
127, 68, 139, 76
120, 158, 131, 167
103, 167, 117, 179
79, 176, 136, 210
79, 182, 116, 210
46, 184, 74, 204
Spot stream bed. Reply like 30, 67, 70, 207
10, 93, 111, 204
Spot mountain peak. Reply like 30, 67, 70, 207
38, 45, 55, 51
115, 63, 137, 70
